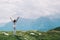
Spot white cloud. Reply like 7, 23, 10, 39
13, 0, 60, 19
0, 0, 60, 23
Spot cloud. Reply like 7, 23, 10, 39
13, 0, 60, 19
0, 0, 60, 23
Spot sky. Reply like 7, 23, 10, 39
0, 0, 60, 24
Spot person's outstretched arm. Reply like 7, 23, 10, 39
10, 17, 13, 22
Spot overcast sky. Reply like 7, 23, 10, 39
0, 0, 60, 24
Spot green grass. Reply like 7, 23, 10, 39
0, 30, 60, 40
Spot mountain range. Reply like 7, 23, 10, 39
0, 17, 60, 32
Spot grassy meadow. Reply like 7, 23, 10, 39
0, 30, 60, 40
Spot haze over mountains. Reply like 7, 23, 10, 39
0, 16, 60, 32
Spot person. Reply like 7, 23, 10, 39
10, 17, 19, 35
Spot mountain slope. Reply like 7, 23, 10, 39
50, 27, 60, 31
